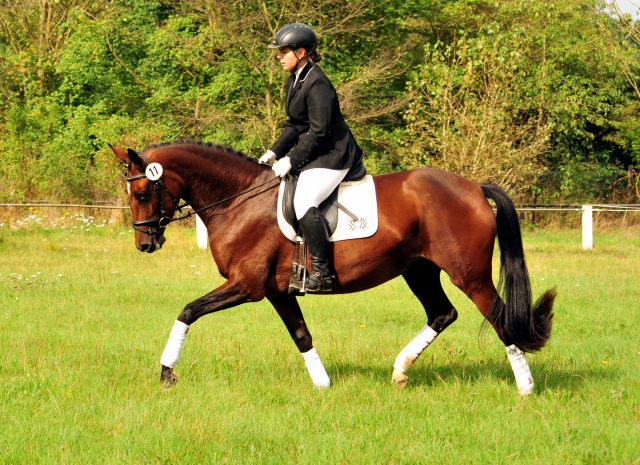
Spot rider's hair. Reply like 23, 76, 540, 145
308, 50, 322, 63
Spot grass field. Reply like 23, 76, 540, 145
1, 218, 639, 464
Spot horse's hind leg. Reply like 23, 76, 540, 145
268, 295, 331, 388
392, 259, 458, 387
456, 269, 536, 395
463, 274, 535, 396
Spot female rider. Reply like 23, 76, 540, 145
260, 23, 364, 293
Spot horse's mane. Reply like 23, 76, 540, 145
144, 139, 259, 165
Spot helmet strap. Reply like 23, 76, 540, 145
292, 49, 308, 69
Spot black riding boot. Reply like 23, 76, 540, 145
298, 207, 334, 292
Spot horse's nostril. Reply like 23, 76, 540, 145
140, 243, 149, 252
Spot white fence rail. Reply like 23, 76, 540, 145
514, 204, 640, 250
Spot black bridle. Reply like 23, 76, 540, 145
123, 151, 279, 236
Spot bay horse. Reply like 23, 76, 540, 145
109, 140, 555, 395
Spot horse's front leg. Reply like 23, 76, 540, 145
268, 295, 331, 388
159, 280, 254, 384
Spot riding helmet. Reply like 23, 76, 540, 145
268, 23, 318, 54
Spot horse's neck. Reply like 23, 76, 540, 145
175, 150, 273, 224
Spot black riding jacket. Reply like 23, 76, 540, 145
270, 64, 362, 173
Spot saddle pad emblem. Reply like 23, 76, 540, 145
348, 218, 368, 231
277, 175, 379, 242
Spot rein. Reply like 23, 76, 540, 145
124, 151, 279, 236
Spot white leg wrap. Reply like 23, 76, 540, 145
506, 344, 534, 395
393, 324, 438, 373
301, 347, 331, 388
160, 320, 190, 368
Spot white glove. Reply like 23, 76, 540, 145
272, 156, 292, 177
259, 150, 276, 165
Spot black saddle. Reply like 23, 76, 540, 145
282, 159, 367, 237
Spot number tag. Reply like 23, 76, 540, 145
145, 163, 163, 181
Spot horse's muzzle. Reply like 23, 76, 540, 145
138, 233, 166, 253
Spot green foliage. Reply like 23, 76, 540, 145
397, 0, 639, 200
402, 25, 550, 195
0, 0, 639, 202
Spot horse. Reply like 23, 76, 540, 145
109, 140, 556, 395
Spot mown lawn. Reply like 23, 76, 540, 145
1, 218, 639, 464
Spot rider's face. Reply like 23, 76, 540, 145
277, 47, 307, 72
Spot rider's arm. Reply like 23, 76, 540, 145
269, 119, 298, 159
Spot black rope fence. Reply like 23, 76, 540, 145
1, 203, 639, 212
2, 202, 636, 250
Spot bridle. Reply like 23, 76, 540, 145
123, 151, 279, 236
123, 151, 187, 236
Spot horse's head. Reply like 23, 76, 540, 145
110, 144, 183, 253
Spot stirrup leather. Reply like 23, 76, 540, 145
288, 239, 307, 295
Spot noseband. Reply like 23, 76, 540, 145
123, 151, 188, 237
123, 151, 280, 237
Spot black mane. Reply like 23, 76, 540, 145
144, 139, 259, 164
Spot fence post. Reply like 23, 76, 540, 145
196, 215, 208, 250
582, 205, 593, 250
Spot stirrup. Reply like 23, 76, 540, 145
288, 274, 306, 295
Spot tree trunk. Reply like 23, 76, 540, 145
39, 0, 50, 52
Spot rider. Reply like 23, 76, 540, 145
260, 23, 363, 293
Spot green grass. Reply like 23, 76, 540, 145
1, 221, 639, 464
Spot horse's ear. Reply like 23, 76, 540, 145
109, 143, 129, 164
127, 148, 144, 168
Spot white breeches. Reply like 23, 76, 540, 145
294, 168, 349, 220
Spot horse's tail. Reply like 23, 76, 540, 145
481, 183, 556, 352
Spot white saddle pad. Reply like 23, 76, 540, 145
277, 174, 379, 242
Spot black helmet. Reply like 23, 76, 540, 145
268, 23, 318, 54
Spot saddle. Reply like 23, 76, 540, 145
281, 158, 367, 236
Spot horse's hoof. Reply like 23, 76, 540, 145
391, 368, 409, 388
161, 371, 178, 386
160, 366, 178, 387
518, 385, 534, 396
160, 374, 178, 388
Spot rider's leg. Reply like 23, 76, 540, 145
294, 168, 349, 219
298, 208, 332, 291
294, 168, 348, 292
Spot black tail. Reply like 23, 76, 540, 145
481, 184, 556, 352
